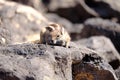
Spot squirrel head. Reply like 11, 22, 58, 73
44, 23, 65, 45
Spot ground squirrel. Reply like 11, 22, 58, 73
34, 23, 71, 48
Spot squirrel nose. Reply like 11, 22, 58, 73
50, 40, 56, 44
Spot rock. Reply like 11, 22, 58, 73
42, 0, 98, 23
0, 0, 48, 45
75, 36, 120, 70
0, 44, 72, 80
6, 0, 46, 12
7, 0, 120, 23
72, 54, 117, 80
82, 18, 120, 53
84, 18, 120, 32
42, 0, 76, 11
41, 0, 120, 23
0, 43, 118, 80
70, 24, 84, 40
83, 0, 120, 22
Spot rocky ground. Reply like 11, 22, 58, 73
0, 0, 120, 80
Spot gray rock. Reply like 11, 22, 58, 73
42, 0, 97, 23
0, 43, 118, 80
41, 0, 120, 23
0, 27, 11, 45
42, 0, 76, 11
82, 0, 120, 22
6, 0, 46, 12
82, 18, 120, 53
7, 0, 120, 23
75, 36, 120, 70
0, 44, 72, 80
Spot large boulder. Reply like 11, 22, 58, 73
0, 44, 72, 80
75, 36, 120, 70
0, 0, 48, 45
0, 43, 118, 80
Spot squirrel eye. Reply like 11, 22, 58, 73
57, 35, 60, 37
46, 27, 53, 32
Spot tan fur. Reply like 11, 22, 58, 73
34, 23, 71, 48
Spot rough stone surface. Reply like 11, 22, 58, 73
0, 27, 11, 45
0, 44, 72, 80
0, 43, 118, 80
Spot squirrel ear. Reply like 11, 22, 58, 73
46, 26, 54, 31
61, 27, 65, 35
49, 23, 59, 27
